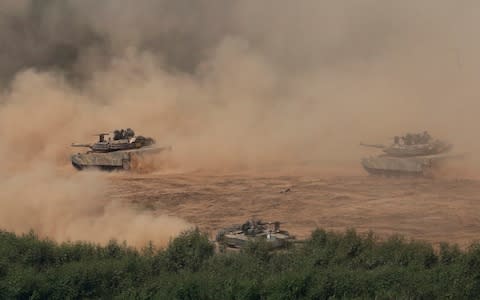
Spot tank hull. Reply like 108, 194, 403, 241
361, 154, 462, 177
215, 221, 294, 252
71, 146, 170, 171
222, 232, 292, 249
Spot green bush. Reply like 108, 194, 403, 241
241, 239, 272, 262
164, 228, 214, 272
0, 228, 479, 298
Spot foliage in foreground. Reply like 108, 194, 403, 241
0, 227, 479, 299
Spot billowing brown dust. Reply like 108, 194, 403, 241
1, 1, 480, 246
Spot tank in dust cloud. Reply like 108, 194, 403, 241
71, 128, 171, 171
360, 131, 461, 177
215, 219, 295, 251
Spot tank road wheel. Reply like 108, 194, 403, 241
72, 162, 83, 171
122, 160, 131, 171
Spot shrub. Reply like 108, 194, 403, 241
0, 227, 475, 298
164, 228, 214, 272
439, 242, 461, 265
241, 239, 272, 262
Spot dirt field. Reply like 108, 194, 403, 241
110, 170, 480, 247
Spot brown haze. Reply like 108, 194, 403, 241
0, 1, 479, 246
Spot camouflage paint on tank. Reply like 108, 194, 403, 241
71, 150, 130, 168
361, 155, 428, 175
221, 231, 292, 249
361, 153, 463, 176
216, 220, 295, 251
71, 146, 170, 170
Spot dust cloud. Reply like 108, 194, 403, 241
1, 1, 480, 245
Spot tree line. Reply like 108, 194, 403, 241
0, 228, 479, 299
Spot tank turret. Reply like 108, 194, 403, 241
361, 131, 452, 158
71, 131, 157, 153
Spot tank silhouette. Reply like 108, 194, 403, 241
215, 219, 294, 251
71, 128, 171, 171
360, 132, 459, 177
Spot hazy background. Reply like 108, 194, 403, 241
0, 0, 479, 245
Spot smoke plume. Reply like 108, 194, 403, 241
1, 0, 479, 244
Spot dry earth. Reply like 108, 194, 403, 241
109, 169, 480, 247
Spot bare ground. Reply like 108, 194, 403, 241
109, 170, 480, 247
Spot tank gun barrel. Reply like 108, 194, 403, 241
71, 143, 92, 148
360, 142, 386, 149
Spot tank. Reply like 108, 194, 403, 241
360, 132, 460, 177
215, 219, 295, 251
71, 128, 171, 171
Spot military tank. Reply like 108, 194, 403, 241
215, 219, 295, 251
71, 128, 171, 171
360, 132, 459, 177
